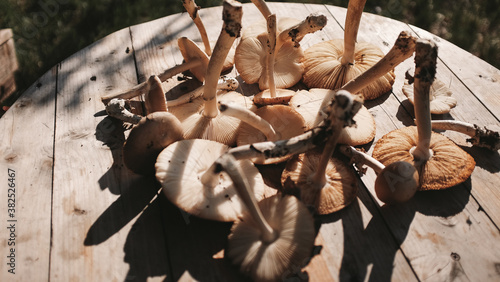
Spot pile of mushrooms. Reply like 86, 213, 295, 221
97, 0, 498, 279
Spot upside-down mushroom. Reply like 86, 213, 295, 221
372, 39, 476, 191
402, 74, 457, 114
166, 76, 239, 107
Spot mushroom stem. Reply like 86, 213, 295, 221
182, 0, 212, 56
203, 0, 243, 118
144, 75, 168, 113
339, 145, 384, 174
250, 0, 272, 18
411, 39, 438, 162
341, 0, 367, 65
214, 154, 277, 243
431, 120, 500, 151
166, 76, 239, 107
101, 59, 202, 104
267, 14, 277, 98
219, 101, 279, 141
342, 31, 416, 95
277, 14, 327, 49
105, 98, 143, 124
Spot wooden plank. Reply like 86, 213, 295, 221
326, 5, 500, 281
49, 26, 162, 281
0, 68, 56, 280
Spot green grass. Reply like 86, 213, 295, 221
1, 0, 499, 112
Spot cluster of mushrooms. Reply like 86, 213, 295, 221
101, 0, 500, 280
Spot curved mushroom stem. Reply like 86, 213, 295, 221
101, 59, 202, 104
410, 39, 438, 162
166, 76, 239, 107
105, 98, 143, 124
277, 14, 327, 49
203, 0, 243, 118
219, 101, 279, 141
250, 0, 272, 18
341, 0, 367, 66
431, 120, 500, 151
183, 0, 212, 56
339, 145, 384, 174
144, 75, 167, 113
214, 154, 277, 243
267, 14, 277, 98
342, 31, 416, 95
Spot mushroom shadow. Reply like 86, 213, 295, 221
395, 100, 416, 127
460, 144, 500, 173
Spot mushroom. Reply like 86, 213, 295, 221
105, 98, 142, 125
372, 39, 476, 191
211, 153, 315, 281
100, 37, 209, 104
302, 0, 395, 100
402, 74, 457, 114
281, 90, 362, 214
339, 145, 418, 205
155, 139, 267, 222
430, 120, 500, 151
144, 75, 168, 113
165, 76, 239, 107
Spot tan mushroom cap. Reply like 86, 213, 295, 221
302, 40, 396, 100
178, 37, 210, 82
236, 105, 306, 164
155, 139, 267, 222
281, 149, 358, 215
123, 112, 184, 175
289, 88, 376, 145
226, 194, 315, 282
374, 161, 419, 205
372, 126, 476, 191
144, 75, 167, 114
402, 78, 457, 114
253, 88, 296, 106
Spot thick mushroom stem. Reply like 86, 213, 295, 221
342, 31, 416, 95
341, 0, 367, 65
166, 76, 239, 107
250, 0, 272, 18
411, 39, 438, 162
182, 0, 212, 56
203, 0, 243, 118
219, 102, 279, 141
214, 154, 277, 243
431, 120, 500, 151
267, 14, 277, 98
144, 75, 168, 113
277, 14, 327, 48
339, 145, 384, 174
105, 98, 142, 124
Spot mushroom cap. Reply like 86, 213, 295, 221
289, 88, 376, 145
253, 88, 297, 106
226, 194, 315, 282
402, 78, 457, 114
178, 37, 210, 82
144, 75, 167, 114
281, 150, 358, 215
155, 139, 267, 222
236, 104, 306, 164
375, 161, 419, 204
302, 40, 396, 100
123, 112, 184, 175
372, 126, 476, 191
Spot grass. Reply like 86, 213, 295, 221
1, 0, 499, 114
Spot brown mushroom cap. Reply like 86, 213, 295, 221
226, 194, 315, 281
123, 112, 184, 175
372, 126, 476, 191
302, 40, 396, 100
402, 78, 457, 114
178, 36, 210, 82
144, 75, 167, 114
374, 161, 419, 204
155, 139, 267, 222
281, 149, 358, 215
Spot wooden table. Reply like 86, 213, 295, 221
2, 2, 500, 281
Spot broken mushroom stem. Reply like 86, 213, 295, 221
203, 0, 243, 118
166, 76, 239, 107
105, 98, 142, 124
430, 120, 500, 151
183, 0, 212, 56
410, 39, 438, 162
213, 154, 277, 243
341, 0, 367, 65
277, 14, 327, 49
339, 144, 384, 174
267, 14, 277, 98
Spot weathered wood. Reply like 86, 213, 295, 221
0, 29, 19, 104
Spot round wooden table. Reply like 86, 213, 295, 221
1, 2, 500, 281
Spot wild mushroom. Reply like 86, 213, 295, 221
281, 90, 362, 214
211, 153, 315, 281
155, 139, 267, 222
165, 76, 239, 107
339, 145, 418, 205
302, 0, 395, 100
100, 37, 209, 104
144, 75, 168, 113
402, 74, 457, 114
430, 120, 500, 151
372, 39, 476, 191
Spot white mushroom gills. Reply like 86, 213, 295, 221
340, 0, 367, 66
410, 39, 438, 162
183, 0, 212, 56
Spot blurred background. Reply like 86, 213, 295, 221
1, 0, 499, 116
